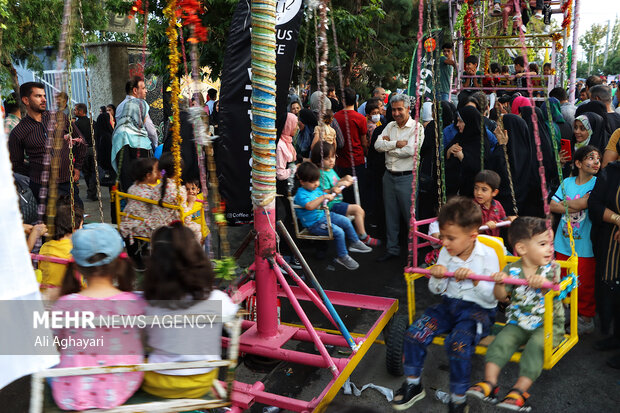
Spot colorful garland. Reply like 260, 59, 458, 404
463, 5, 473, 58
164, 0, 183, 205
454, 2, 469, 36
561, 0, 573, 30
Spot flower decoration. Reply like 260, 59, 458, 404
176, 0, 209, 43
129, 0, 146, 19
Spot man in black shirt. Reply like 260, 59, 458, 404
74, 103, 97, 201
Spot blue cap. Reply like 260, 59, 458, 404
71, 223, 124, 267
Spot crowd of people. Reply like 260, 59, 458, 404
280, 63, 620, 411
3, 42, 620, 412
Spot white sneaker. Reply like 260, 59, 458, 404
334, 255, 359, 270
492, 3, 502, 15
349, 240, 372, 253
577, 316, 595, 335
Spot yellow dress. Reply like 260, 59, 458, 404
39, 237, 72, 291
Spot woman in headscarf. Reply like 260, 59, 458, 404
418, 101, 456, 219
94, 110, 117, 222
275, 113, 300, 262
296, 91, 344, 157
445, 105, 491, 197
541, 97, 572, 142
573, 112, 609, 154
366, 96, 395, 226
489, 114, 535, 217
519, 106, 560, 216
511, 95, 532, 115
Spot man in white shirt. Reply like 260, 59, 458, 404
374, 94, 424, 262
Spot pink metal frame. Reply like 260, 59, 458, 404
410, 217, 511, 265
227, 206, 396, 412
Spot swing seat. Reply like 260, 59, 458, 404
288, 196, 334, 241
112, 189, 210, 242
403, 236, 579, 370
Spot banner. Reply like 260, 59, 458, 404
407, 29, 444, 101
216, 0, 304, 225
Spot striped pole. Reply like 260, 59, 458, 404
251, 0, 279, 338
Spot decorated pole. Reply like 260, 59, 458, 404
568, 0, 580, 105
250, 0, 279, 338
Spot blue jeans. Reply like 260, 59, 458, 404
382, 171, 413, 255
437, 92, 450, 102
308, 213, 359, 257
403, 297, 495, 395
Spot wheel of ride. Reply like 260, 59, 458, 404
385, 314, 408, 376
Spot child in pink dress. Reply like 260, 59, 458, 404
51, 223, 145, 411
146, 152, 202, 243
120, 157, 158, 241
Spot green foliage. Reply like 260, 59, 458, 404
576, 19, 620, 77
0, 0, 108, 93
294, 0, 420, 98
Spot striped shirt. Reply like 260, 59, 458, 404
8, 111, 86, 184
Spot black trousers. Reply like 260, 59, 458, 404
29, 180, 83, 212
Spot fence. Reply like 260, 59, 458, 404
25, 68, 91, 115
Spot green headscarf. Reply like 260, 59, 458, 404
541, 97, 565, 144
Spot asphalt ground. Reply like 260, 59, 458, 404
77, 185, 620, 413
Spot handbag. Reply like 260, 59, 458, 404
14, 175, 38, 224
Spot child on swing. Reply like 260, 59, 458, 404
51, 223, 144, 410
141, 221, 238, 399
39, 201, 84, 301
147, 152, 202, 243
391, 197, 499, 413
120, 157, 159, 241
294, 162, 371, 270
467, 216, 564, 412
310, 141, 380, 246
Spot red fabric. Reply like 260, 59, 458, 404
334, 110, 367, 168
478, 199, 507, 237
556, 252, 596, 317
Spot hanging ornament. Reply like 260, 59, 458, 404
176, 0, 209, 42
129, 0, 145, 19
424, 37, 436, 53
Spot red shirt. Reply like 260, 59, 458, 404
478, 199, 507, 237
334, 109, 367, 168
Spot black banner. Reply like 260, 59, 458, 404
216, 0, 304, 225
407, 29, 444, 100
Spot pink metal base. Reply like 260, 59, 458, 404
224, 279, 397, 412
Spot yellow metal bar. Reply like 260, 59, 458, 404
313, 299, 398, 412
113, 189, 122, 233
543, 290, 555, 369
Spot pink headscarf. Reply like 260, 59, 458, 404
511, 96, 532, 115
280, 112, 297, 159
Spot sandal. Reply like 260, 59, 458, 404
496, 388, 532, 412
466, 380, 499, 404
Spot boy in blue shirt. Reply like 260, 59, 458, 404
294, 162, 371, 270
